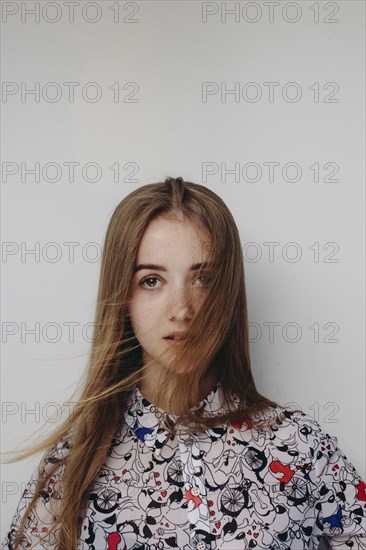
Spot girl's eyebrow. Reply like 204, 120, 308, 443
133, 262, 213, 273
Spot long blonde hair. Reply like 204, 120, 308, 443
4, 177, 283, 549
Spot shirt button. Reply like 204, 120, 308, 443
196, 542, 207, 550
191, 487, 200, 496
185, 437, 194, 446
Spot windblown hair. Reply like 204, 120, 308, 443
4, 177, 289, 549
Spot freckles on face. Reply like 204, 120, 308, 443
129, 295, 163, 339
127, 214, 212, 366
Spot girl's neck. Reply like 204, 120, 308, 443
138, 369, 218, 414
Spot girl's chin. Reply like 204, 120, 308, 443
161, 357, 193, 376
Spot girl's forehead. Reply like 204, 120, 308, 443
140, 216, 211, 247
136, 241, 211, 264
135, 225, 212, 267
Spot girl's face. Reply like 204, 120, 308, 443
128, 214, 212, 370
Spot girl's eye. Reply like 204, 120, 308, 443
138, 273, 211, 290
196, 274, 211, 286
139, 276, 161, 290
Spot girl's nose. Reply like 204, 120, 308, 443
167, 286, 194, 321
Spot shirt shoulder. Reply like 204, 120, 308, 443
231, 404, 347, 469
234, 404, 364, 486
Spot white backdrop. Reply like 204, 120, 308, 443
1, 0, 365, 537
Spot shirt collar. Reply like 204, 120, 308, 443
124, 382, 234, 455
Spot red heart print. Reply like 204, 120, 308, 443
162, 491, 167, 497
254, 533, 259, 538
215, 522, 221, 529
248, 530, 252, 535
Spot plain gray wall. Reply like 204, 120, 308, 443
1, 0, 365, 541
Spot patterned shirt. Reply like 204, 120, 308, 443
2, 383, 366, 549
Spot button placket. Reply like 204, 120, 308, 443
178, 435, 211, 549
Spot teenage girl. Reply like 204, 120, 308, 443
2, 177, 365, 550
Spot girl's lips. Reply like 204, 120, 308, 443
164, 333, 187, 339
164, 338, 185, 346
